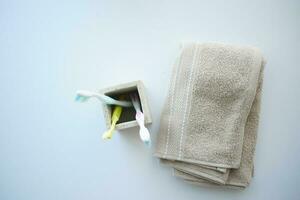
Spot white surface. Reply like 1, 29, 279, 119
1, 0, 300, 199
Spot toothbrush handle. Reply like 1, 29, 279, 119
102, 105, 122, 140
139, 124, 151, 146
136, 111, 151, 144
97, 94, 132, 107
102, 119, 117, 139
140, 125, 150, 137
135, 111, 144, 127
102, 95, 126, 140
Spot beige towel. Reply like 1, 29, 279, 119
154, 42, 265, 188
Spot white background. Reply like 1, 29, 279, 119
1, 0, 300, 199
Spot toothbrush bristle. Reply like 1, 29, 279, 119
75, 95, 81, 101
144, 140, 151, 147
75, 95, 88, 102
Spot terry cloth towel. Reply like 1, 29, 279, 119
154, 42, 265, 188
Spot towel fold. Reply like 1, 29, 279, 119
154, 42, 265, 188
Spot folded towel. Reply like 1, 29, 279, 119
154, 42, 265, 188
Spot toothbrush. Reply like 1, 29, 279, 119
102, 95, 125, 140
130, 93, 151, 146
75, 90, 132, 107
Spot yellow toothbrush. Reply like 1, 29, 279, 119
102, 96, 125, 140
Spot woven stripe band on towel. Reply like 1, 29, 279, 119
154, 42, 265, 188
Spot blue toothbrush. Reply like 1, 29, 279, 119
75, 90, 132, 107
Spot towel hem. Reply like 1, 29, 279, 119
154, 152, 239, 169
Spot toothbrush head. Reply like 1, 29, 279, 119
143, 139, 151, 147
75, 90, 97, 102
75, 94, 89, 102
